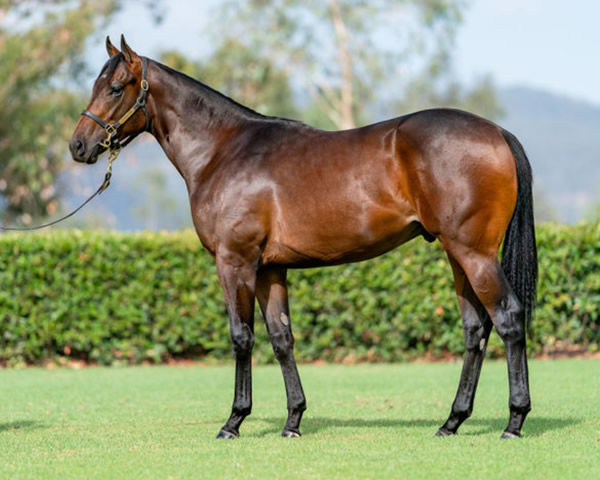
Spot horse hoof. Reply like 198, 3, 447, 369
435, 427, 455, 437
281, 429, 301, 438
500, 431, 521, 439
216, 429, 239, 439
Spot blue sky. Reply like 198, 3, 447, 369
454, 0, 600, 105
99, 0, 600, 106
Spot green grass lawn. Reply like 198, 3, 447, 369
0, 359, 598, 479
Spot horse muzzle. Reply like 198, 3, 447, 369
69, 137, 105, 164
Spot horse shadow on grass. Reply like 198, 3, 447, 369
0, 420, 46, 433
252, 415, 580, 438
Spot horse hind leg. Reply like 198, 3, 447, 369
441, 241, 531, 438
436, 254, 492, 436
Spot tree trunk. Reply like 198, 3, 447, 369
329, 0, 355, 129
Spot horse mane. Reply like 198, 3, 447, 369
151, 58, 304, 128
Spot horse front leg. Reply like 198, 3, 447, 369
256, 267, 306, 437
215, 253, 257, 439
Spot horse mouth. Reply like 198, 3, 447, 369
85, 143, 107, 164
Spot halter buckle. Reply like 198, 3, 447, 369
104, 124, 117, 137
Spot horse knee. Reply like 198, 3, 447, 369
270, 330, 294, 362
231, 323, 254, 359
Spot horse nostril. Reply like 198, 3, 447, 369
75, 139, 85, 156
70, 138, 85, 158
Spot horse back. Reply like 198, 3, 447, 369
197, 109, 517, 268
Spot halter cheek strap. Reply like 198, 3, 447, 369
81, 57, 150, 150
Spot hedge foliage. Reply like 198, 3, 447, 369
0, 223, 599, 366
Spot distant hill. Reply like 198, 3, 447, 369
498, 86, 600, 223
59, 86, 600, 230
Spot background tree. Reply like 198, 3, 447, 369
161, 39, 299, 119
0, 0, 120, 226
214, 0, 502, 130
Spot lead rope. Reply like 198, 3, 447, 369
0, 148, 120, 232
2, 57, 149, 232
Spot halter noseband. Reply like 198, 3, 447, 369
81, 57, 150, 151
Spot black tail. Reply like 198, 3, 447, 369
500, 129, 538, 325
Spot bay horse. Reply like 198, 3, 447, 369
70, 36, 537, 439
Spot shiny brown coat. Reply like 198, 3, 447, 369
70, 36, 537, 439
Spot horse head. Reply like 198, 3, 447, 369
69, 35, 149, 164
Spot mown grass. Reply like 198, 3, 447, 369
0, 359, 598, 479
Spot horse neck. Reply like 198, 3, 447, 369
145, 59, 263, 183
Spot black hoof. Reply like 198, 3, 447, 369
501, 430, 521, 439
435, 427, 455, 437
216, 429, 239, 439
281, 429, 301, 438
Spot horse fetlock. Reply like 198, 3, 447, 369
283, 406, 305, 436
509, 401, 531, 416
231, 403, 252, 418
438, 404, 472, 436
288, 400, 307, 414
504, 402, 530, 437
454, 406, 473, 422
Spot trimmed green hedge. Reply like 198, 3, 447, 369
0, 224, 599, 366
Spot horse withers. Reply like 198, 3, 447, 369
70, 35, 537, 439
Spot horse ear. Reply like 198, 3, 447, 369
106, 36, 119, 57
120, 34, 137, 64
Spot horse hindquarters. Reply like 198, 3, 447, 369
436, 128, 537, 438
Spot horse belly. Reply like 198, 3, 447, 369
257, 122, 420, 268
262, 202, 421, 268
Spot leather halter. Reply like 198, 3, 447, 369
81, 57, 150, 151
0, 58, 151, 231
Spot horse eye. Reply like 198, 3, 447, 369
110, 85, 124, 97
